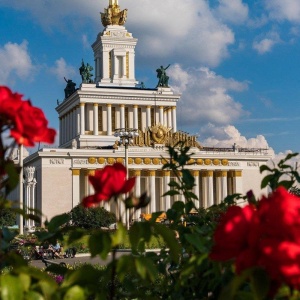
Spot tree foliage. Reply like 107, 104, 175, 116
0, 207, 16, 227
69, 204, 116, 229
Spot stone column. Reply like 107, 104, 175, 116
232, 170, 243, 194
221, 171, 228, 201
149, 170, 156, 213
120, 104, 125, 128
93, 103, 99, 136
172, 106, 177, 132
133, 170, 141, 220
76, 106, 80, 135
201, 170, 214, 208
80, 103, 85, 135
72, 169, 81, 208
159, 106, 164, 125
146, 105, 151, 127
167, 108, 172, 128
88, 170, 95, 195
163, 170, 171, 211
207, 171, 214, 207
107, 104, 112, 135
133, 105, 138, 129
191, 170, 200, 208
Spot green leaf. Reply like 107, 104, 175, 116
134, 256, 158, 281
278, 180, 294, 190
47, 213, 70, 232
182, 169, 195, 189
63, 286, 85, 300
250, 268, 270, 299
111, 222, 127, 247
24, 291, 44, 300
259, 165, 272, 173
168, 181, 181, 188
162, 190, 180, 197
0, 274, 23, 300
61, 265, 101, 288
154, 223, 181, 264
260, 174, 274, 189
67, 228, 86, 245
4, 161, 19, 194
89, 231, 111, 259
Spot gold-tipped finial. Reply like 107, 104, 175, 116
101, 0, 128, 27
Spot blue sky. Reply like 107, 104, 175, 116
1, 0, 300, 156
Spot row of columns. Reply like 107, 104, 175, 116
71, 168, 242, 222
60, 103, 177, 145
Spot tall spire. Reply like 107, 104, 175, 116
101, 0, 127, 27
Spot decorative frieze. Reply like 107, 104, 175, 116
50, 158, 65, 165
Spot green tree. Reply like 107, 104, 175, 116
0, 207, 16, 227
69, 204, 116, 229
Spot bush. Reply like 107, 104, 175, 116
69, 204, 116, 229
0, 208, 16, 227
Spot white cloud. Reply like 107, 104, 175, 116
253, 31, 281, 54
170, 64, 248, 127
265, 0, 300, 23
0, 0, 235, 67
0, 41, 35, 85
49, 58, 76, 82
199, 124, 273, 151
214, 0, 249, 24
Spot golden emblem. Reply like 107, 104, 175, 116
149, 124, 171, 144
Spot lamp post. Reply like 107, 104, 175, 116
114, 128, 139, 227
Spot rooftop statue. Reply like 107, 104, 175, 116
156, 64, 170, 87
101, 0, 128, 26
63, 77, 76, 99
79, 60, 93, 83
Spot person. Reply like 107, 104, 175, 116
156, 64, 170, 87
49, 240, 61, 259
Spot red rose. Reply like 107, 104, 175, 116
259, 239, 300, 290
0, 86, 23, 124
0, 86, 56, 147
210, 204, 259, 268
82, 163, 136, 207
10, 100, 55, 146
258, 187, 300, 243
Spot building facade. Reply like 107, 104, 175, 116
15, 0, 272, 227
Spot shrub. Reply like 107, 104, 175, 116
69, 204, 116, 229
0, 208, 16, 227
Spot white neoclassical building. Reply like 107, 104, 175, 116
11, 0, 272, 227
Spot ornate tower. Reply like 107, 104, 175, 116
92, 0, 138, 87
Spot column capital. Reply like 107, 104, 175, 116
202, 170, 213, 177
133, 105, 138, 108
159, 106, 164, 109
106, 103, 112, 107
131, 169, 141, 176
93, 103, 98, 107
191, 170, 199, 176
146, 105, 151, 108
231, 170, 242, 177
72, 169, 80, 176
163, 170, 171, 176
120, 104, 125, 107
172, 106, 176, 110
80, 102, 85, 107
145, 170, 156, 176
